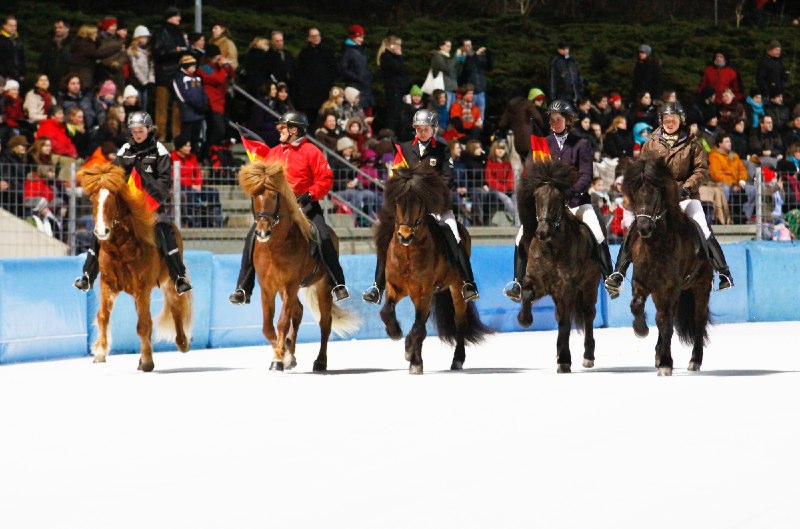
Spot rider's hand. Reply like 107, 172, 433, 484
297, 192, 312, 207
680, 187, 690, 199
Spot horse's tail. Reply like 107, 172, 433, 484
432, 290, 495, 346
154, 288, 193, 346
300, 285, 362, 338
674, 289, 710, 347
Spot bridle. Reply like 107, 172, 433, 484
634, 186, 666, 225
395, 203, 423, 237
255, 191, 281, 227
536, 184, 564, 229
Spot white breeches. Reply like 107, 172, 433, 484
430, 211, 460, 243
621, 198, 711, 239
569, 204, 605, 243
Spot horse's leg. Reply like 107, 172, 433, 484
688, 281, 712, 372
92, 282, 117, 364
554, 298, 572, 373
652, 293, 676, 376
380, 284, 404, 341
517, 282, 534, 328
313, 279, 333, 372
260, 288, 282, 371
277, 287, 300, 370
406, 298, 431, 375
287, 298, 303, 357
631, 280, 650, 338
164, 286, 190, 353
582, 287, 598, 369
449, 285, 468, 370
134, 291, 155, 372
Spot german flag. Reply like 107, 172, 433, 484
390, 142, 408, 178
530, 134, 551, 162
232, 122, 271, 162
127, 167, 160, 212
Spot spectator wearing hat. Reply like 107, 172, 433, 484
128, 25, 155, 113
499, 87, 545, 160
448, 83, 482, 141
398, 85, 424, 141
631, 44, 663, 104
330, 135, 379, 223
153, 7, 189, 141
38, 19, 72, 95
266, 30, 293, 87
171, 134, 222, 227
744, 86, 765, 130
295, 27, 338, 125
756, 41, 788, 100
1, 78, 32, 140
341, 86, 371, 134
173, 54, 208, 155
378, 35, 409, 138
25, 196, 59, 237
0, 15, 25, 83
96, 17, 127, 95
0, 134, 28, 216
187, 32, 205, 62
455, 37, 492, 122
340, 24, 374, 114
698, 51, 743, 104
548, 41, 584, 104
198, 43, 234, 158
122, 85, 141, 115
764, 91, 790, 133
36, 106, 77, 158
89, 79, 118, 130
209, 21, 238, 70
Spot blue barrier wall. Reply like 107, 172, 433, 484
0, 242, 797, 364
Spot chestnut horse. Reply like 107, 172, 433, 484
622, 156, 713, 376
516, 161, 602, 373
79, 163, 192, 372
376, 165, 493, 374
238, 161, 360, 372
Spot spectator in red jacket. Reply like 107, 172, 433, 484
170, 134, 221, 227
23, 164, 56, 203
36, 106, 78, 158
448, 83, 482, 141
2, 79, 33, 139
484, 139, 516, 220
197, 44, 234, 160
698, 51, 742, 103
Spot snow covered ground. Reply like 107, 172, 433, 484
1, 321, 799, 529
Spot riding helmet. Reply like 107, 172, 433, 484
545, 99, 577, 118
412, 109, 438, 128
127, 111, 154, 129
277, 111, 309, 132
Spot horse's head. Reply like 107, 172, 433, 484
623, 156, 677, 239
238, 160, 311, 244
534, 184, 565, 242
384, 165, 449, 247
79, 163, 131, 241
521, 161, 577, 242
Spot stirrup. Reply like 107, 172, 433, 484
175, 276, 192, 295
717, 273, 733, 291
462, 282, 479, 302
74, 273, 91, 292
604, 272, 624, 299
503, 280, 522, 303
362, 283, 382, 305
332, 284, 350, 303
228, 288, 250, 305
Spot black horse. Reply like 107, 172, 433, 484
622, 156, 714, 376
517, 161, 602, 373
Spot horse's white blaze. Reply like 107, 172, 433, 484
95, 188, 110, 237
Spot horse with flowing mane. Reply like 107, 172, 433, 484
622, 156, 713, 376
238, 161, 360, 371
79, 163, 192, 372
516, 160, 602, 373
375, 165, 493, 374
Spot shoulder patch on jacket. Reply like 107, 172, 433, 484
156, 142, 170, 156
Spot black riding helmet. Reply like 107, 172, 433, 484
659, 101, 686, 123
277, 111, 309, 133
545, 99, 577, 118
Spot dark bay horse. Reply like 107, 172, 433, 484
622, 156, 713, 376
238, 161, 360, 372
516, 161, 602, 373
376, 165, 493, 374
79, 163, 192, 372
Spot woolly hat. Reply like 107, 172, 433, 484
26, 196, 49, 213
336, 136, 355, 151
527, 87, 545, 101
767, 40, 781, 50
348, 24, 365, 38
639, 44, 652, 55
361, 148, 376, 162
97, 80, 117, 98
344, 86, 360, 104
97, 17, 118, 33
205, 44, 221, 58
180, 54, 198, 66
609, 93, 622, 104
700, 86, 716, 100
7, 135, 29, 150
122, 85, 139, 99
409, 85, 423, 97
3, 79, 19, 92
132, 25, 151, 39
165, 6, 181, 19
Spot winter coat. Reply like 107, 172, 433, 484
340, 40, 373, 108
96, 33, 127, 90
708, 148, 747, 186
198, 62, 234, 114
631, 56, 663, 102
23, 178, 55, 203
603, 129, 635, 159
548, 54, 584, 102
698, 64, 742, 103
379, 51, 409, 96
153, 23, 188, 86
243, 48, 271, 95
114, 133, 172, 206
67, 36, 119, 90
36, 118, 77, 157
0, 30, 25, 81
60, 90, 101, 130
127, 46, 155, 88
170, 150, 203, 187
545, 133, 593, 207
294, 43, 337, 112
1, 93, 26, 127
398, 137, 454, 190
39, 34, 72, 92
718, 100, 746, 133
266, 48, 294, 85
756, 54, 788, 98
172, 68, 208, 123
457, 51, 492, 93
749, 128, 785, 157
641, 127, 708, 199
485, 159, 514, 193
783, 127, 800, 150
264, 136, 333, 200
764, 102, 790, 132
498, 96, 545, 153
430, 52, 458, 92
208, 35, 238, 70
23, 88, 54, 123
314, 126, 343, 153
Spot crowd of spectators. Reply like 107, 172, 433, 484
1, 7, 799, 239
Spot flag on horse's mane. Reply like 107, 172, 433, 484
232, 122, 271, 162
390, 141, 408, 178
530, 134, 551, 162
127, 167, 160, 212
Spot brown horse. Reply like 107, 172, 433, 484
622, 156, 713, 376
238, 161, 360, 372
79, 163, 192, 372
376, 165, 493, 374
516, 161, 602, 373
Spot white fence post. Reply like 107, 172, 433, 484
68, 162, 77, 254
173, 161, 182, 229
755, 166, 763, 241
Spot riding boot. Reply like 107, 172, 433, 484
319, 230, 350, 303
503, 241, 528, 303
596, 241, 614, 280
362, 261, 385, 305
706, 234, 734, 290
229, 223, 257, 305
441, 227, 479, 302
73, 235, 100, 291
156, 221, 192, 295
604, 230, 633, 299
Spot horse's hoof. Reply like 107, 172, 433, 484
177, 338, 190, 353
139, 361, 154, 373
269, 361, 284, 372
450, 360, 464, 370
633, 320, 649, 338
283, 354, 297, 370
409, 364, 423, 375
687, 361, 701, 372
582, 359, 595, 369
657, 367, 673, 376
312, 361, 327, 372
517, 311, 533, 328
387, 327, 403, 341
557, 364, 571, 373
93, 356, 106, 364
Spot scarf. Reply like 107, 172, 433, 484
746, 96, 764, 128
554, 131, 568, 151
438, 50, 450, 58
788, 153, 800, 172
662, 131, 679, 148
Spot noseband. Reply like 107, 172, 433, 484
536, 186, 564, 228
255, 192, 281, 227
634, 187, 666, 225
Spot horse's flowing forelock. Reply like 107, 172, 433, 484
518, 160, 577, 227
622, 155, 681, 213
78, 163, 156, 246
238, 161, 312, 240
384, 165, 450, 216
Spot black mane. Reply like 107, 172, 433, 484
518, 160, 578, 229
622, 155, 681, 214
